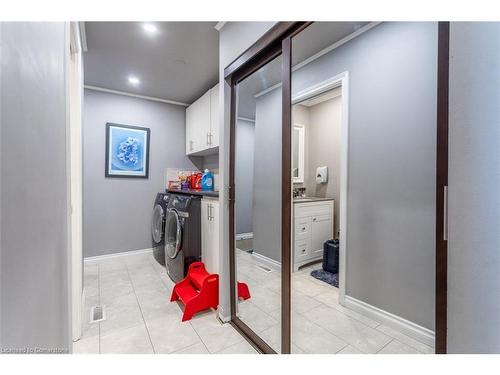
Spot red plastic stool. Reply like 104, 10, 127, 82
170, 262, 219, 322
237, 281, 251, 300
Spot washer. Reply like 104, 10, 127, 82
151, 192, 170, 265
164, 194, 201, 283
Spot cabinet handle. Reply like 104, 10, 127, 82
313, 217, 317, 222
443, 186, 448, 241
209, 132, 212, 146
190, 140, 193, 151
206, 133, 210, 146
302, 226, 306, 231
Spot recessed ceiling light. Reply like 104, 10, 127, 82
142, 23, 158, 34
128, 76, 140, 85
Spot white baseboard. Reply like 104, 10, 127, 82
251, 251, 281, 271
236, 232, 253, 240
343, 295, 435, 347
84, 247, 154, 264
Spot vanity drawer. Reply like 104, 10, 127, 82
294, 239, 311, 262
294, 217, 311, 240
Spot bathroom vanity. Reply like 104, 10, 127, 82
293, 198, 334, 271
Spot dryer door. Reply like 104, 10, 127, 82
165, 209, 182, 259
151, 204, 164, 244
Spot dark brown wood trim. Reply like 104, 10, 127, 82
230, 318, 277, 354
228, 80, 237, 324
435, 21, 450, 355
281, 36, 292, 355
224, 22, 311, 82
224, 22, 304, 79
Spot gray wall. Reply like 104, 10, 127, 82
0, 22, 70, 352
291, 22, 438, 330
235, 119, 255, 235
252, 88, 282, 262
447, 22, 500, 353
83, 89, 196, 257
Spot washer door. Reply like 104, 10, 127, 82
165, 209, 182, 259
151, 204, 164, 244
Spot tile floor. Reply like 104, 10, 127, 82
74, 249, 434, 354
73, 252, 257, 354
235, 248, 435, 354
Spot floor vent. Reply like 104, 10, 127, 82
256, 264, 273, 273
90, 305, 106, 323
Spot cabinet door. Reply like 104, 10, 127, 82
209, 84, 219, 148
186, 103, 196, 154
201, 199, 220, 274
198, 90, 211, 151
210, 200, 220, 273
201, 200, 212, 268
311, 214, 333, 257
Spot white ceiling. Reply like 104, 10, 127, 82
83, 22, 219, 104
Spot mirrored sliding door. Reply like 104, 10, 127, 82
230, 54, 283, 353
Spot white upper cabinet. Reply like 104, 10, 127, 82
185, 83, 219, 155
209, 84, 219, 149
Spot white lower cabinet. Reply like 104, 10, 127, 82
293, 200, 334, 271
201, 197, 219, 274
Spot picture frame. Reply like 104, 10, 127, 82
105, 122, 150, 178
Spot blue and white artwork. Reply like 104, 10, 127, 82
105, 123, 150, 178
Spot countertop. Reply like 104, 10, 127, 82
293, 197, 334, 204
166, 188, 219, 198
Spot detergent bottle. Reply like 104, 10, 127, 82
201, 169, 214, 191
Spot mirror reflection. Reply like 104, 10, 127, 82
234, 54, 283, 352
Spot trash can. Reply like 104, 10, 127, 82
323, 239, 339, 274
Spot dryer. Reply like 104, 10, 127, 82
164, 194, 202, 283
151, 192, 170, 265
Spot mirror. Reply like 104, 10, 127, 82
292, 124, 305, 183
233, 53, 283, 352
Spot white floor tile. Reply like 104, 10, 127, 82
100, 323, 153, 354
216, 340, 258, 354
375, 324, 434, 354
190, 311, 245, 353
292, 314, 347, 354
378, 339, 422, 354
73, 336, 99, 354
306, 305, 392, 353
172, 342, 209, 354
337, 345, 363, 354
291, 290, 323, 314
146, 313, 202, 354
99, 293, 144, 335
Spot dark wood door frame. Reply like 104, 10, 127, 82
435, 21, 450, 354
225, 21, 449, 355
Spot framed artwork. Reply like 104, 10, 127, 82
105, 123, 150, 178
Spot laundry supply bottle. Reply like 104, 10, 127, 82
201, 169, 214, 191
